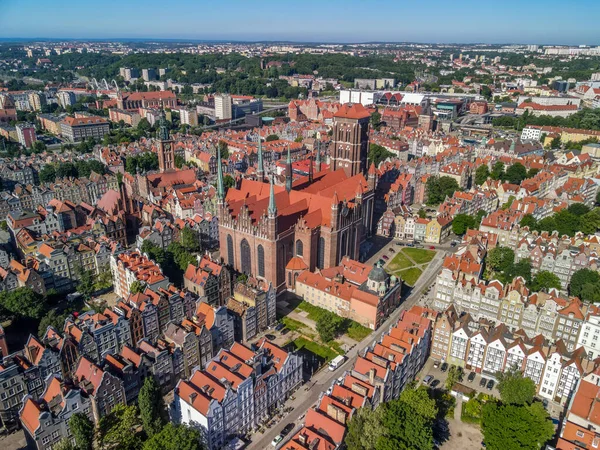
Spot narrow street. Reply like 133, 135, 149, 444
246, 250, 446, 450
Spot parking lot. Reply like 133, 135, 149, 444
419, 358, 500, 397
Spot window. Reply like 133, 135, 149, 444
295, 240, 303, 257
240, 239, 251, 275
257, 245, 265, 277
227, 235, 234, 266
317, 237, 325, 269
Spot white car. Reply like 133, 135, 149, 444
272, 435, 283, 447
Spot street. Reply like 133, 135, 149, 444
246, 249, 446, 450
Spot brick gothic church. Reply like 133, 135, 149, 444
218, 103, 376, 293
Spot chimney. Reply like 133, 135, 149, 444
189, 392, 197, 403
298, 432, 308, 445
369, 368, 376, 385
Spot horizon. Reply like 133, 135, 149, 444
1, 0, 600, 45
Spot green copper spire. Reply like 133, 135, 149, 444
285, 144, 292, 193
268, 177, 277, 216
257, 135, 264, 180
157, 108, 170, 141
510, 139, 516, 152
217, 145, 225, 200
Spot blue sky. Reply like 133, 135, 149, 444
0, 0, 598, 45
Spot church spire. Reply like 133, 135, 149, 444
308, 152, 313, 183
268, 177, 277, 217
217, 145, 225, 201
285, 144, 292, 193
157, 102, 170, 141
257, 134, 264, 181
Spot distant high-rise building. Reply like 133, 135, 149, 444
57, 91, 76, 108
27, 92, 46, 111
158, 68, 169, 77
120, 67, 140, 81
142, 68, 157, 82
16, 123, 37, 148
214, 94, 232, 120
179, 108, 198, 127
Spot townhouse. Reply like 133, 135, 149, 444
173, 339, 303, 450
19, 376, 93, 450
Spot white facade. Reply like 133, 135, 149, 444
577, 314, 600, 359
215, 94, 232, 120
521, 126, 543, 141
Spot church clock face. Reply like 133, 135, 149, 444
163, 143, 172, 152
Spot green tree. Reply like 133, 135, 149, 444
567, 203, 591, 217
399, 386, 438, 420
496, 368, 536, 406
175, 154, 185, 169
474, 164, 490, 186
130, 281, 145, 295
368, 143, 394, 166
519, 214, 538, 230
510, 259, 532, 284
482, 402, 553, 450
445, 365, 462, 391
180, 227, 200, 252
223, 174, 235, 189
69, 412, 94, 450
581, 209, 600, 235
77, 269, 96, 299
550, 136, 561, 149
38, 309, 70, 338
490, 161, 505, 180
54, 439, 77, 450
168, 242, 197, 272
139, 376, 168, 437
531, 271, 562, 293
143, 423, 204, 450
98, 404, 142, 450
596, 190, 600, 206
570, 268, 600, 298
452, 214, 477, 235
425, 176, 460, 206
39, 164, 57, 183
0, 287, 46, 320
370, 111, 382, 129
377, 396, 435, 450
418, 208, 427, 219
345, 407, 385, 450
316, 310, 344, 342
505, 163, 528, 185
265, 134, 279, 142
527, 167, 540, 178
486, 247, 515, 275
137, 117, 151, 132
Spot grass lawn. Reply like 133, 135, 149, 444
281, 317, 308, 332
402, 247, 436, 264
291, 337, 340, 361
399, 267, 423, 286
346, 321, 372, 341
295, 301, 328, 322
387, 251, 413, 272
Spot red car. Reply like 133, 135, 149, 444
429, 246, 435, 250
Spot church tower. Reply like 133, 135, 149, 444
157, 109, 175, 172
256, 134, 265, 182
330, 104, 370, 177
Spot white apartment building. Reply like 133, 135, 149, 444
521, 126, 544, 141
215, 94, 232, 120
577, 313, 600, 359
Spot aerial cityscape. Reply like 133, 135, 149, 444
0, 1, 600, 450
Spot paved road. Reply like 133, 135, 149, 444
247, 251, 446, 450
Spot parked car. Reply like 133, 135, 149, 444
378, 259, 386, 266
450, 242, 457, 247
415, 244, 424, 248
272, 435, 283, 447
282, 423, 295, 436
274, 323, 285, 331
440, 363, 448, 372
382, 255, 389, 261
266, 334, 276, 340
396, 242, 404, 246
433, 361, 440, 369
486, 379, 495, 390
479, 377, 488, 388
429, 246, 436, 250
431, 379, 441, 388
407, 242, 415, 247
467, 371, 476, 383
389, 248, 395, 253
423, 375, 434, 385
